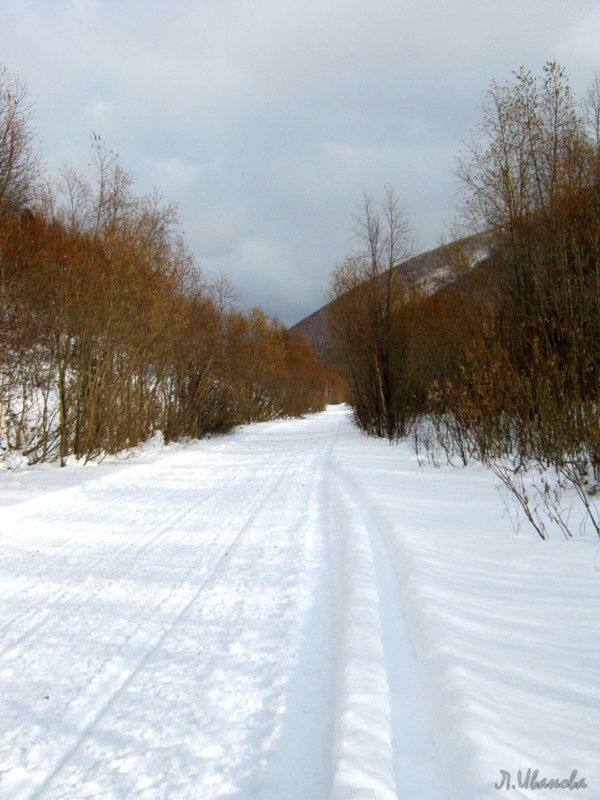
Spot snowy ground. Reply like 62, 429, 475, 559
0, 406, 598, 800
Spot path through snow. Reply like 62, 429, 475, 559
0, 406, 598, 799
0, 407, 444, 800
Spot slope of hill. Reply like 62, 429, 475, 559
289, 232, 493, 351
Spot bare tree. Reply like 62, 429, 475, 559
584, 67, 600, 150
0, 66, 41, 213
210, 272, 241, 315
88, 133, 135, 235
55, 164, 93, 234
446, 63, 600, 537
329, 187, 420, 439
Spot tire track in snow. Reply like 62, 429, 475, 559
1, 409, 448, 800
0, 464, 200, 635
0, 460, 176, 572
23, 449, 301, 800
255, 423, 341, 800
0, 467, 245, 657
0, 434, 257, 580
327, 469, 399, 800
330, 461, 447, 800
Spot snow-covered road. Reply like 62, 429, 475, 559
0, 406, 598, 800
0, 408, 443, 800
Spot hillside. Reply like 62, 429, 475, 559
289, 232, 493, 352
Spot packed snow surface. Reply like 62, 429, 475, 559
0, 406, 598, 799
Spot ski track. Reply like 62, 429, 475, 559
0, 474, 244, 658
330, 463, 447, 800
26, 456, 296, 800
0, 408, 445, 800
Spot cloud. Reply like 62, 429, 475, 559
84, 99, 115, 129
157, 158, 202, 191
1, 0, 598, 324
560, 5, 600, 74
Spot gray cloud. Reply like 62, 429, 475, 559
1, 0, 598, 324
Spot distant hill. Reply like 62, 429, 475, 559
289, 232, 493, 354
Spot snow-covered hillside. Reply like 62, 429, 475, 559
0, 407, 598, 800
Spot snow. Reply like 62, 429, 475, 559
0, 406, 598, 799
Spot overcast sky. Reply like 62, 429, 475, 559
1, 0, 599, 324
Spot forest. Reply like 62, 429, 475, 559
328, 63, 600, 538
0, 66, 333, 466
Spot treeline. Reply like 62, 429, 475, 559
329, 63, 600, 538
0, 67, 329, 465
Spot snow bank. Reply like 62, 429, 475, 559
334, 425, 600, 800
